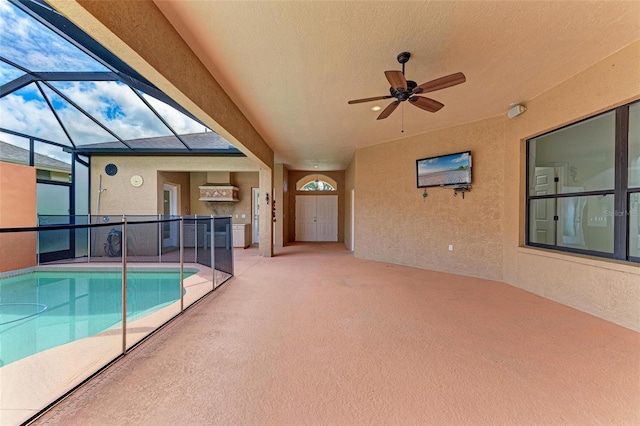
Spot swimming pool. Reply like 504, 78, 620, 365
0, 269, 194, 367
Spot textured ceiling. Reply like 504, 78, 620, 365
155, 1, 640, 171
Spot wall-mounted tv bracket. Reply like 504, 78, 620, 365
452, 184, 472, 199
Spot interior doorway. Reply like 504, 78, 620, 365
163, 183, 178, 248
295, 195, 338, 242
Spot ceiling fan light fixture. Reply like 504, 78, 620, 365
371, 106, 382, 111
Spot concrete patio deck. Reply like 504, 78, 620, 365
34, 243, 639, 425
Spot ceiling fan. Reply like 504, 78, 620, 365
347, 52, 466, 120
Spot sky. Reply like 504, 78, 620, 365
0, 0, 210, 162
417, 151, 470, 174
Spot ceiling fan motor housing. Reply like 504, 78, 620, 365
390, 80, 418, 100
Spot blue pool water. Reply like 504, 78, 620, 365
0, 269, 193, 367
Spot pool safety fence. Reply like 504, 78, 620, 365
0, 215, 234, 426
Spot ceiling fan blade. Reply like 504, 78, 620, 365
409, 96, 444, 112
377, 101, 400, 120
414, 72, 466, 94
384, 70, 407, 90
347, 95, 394, 104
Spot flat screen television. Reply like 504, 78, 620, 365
416, 150, 472, 188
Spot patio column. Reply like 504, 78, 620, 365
273, 163, 286, 248
259, 167, 273, 257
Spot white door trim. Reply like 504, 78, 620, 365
351, 188, 355, 251
163, 183, 179, 247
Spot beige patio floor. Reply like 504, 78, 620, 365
33, 243, 639, 425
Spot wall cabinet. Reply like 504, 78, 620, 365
232, 223, 251, 248
183, 223, 207, 248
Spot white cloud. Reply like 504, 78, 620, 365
0, 0, 216, 152
48, 81, 173, 141
0, 60, 24, 85
142, 93, 207, 135
450, 152, 469, 163
0, 86, 70, 145
0, 0, 106, 73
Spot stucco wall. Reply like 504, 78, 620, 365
258, 167, 274, 256
91, 156, 257, 215
189, 172, 208, 216
502, 40, 640, 331
158, 171, 190, 215
353, 41, 640, 330
232, 172, 259, 224
0, 162, 37, 272
355, 117, 505, 280
287, 170, 345, 242
273, 164, 285, 247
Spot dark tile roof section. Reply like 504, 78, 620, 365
0, 141, 71, 171
76, 131, 239, 151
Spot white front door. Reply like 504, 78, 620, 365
296, 195, 317, 241
252, 188, 260, 244
316, 196, 338, 241
533, 167, 556, 245
295, 195, 337, 242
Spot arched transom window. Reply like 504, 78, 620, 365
301, 180, 335, 191
296, 174, 337, 191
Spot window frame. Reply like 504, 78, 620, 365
300, 180, 336, 192
525, 100, 639, 263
